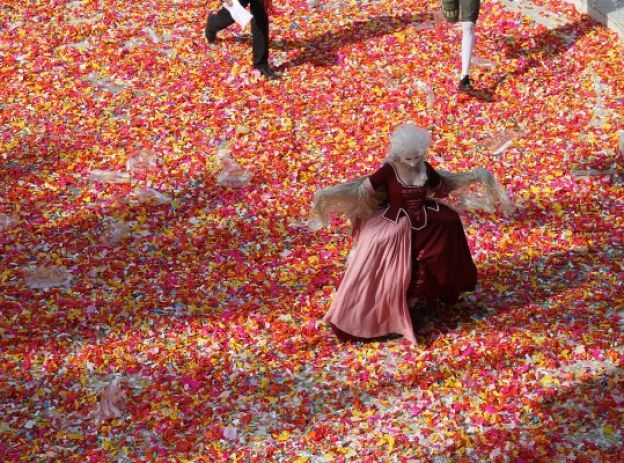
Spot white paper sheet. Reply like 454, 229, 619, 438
224, 0, 253, 28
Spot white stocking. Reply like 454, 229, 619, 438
461, 21, 476, 78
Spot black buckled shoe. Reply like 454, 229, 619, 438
458, 75, 473, 92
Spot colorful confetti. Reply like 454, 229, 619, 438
1, 0, 623, 461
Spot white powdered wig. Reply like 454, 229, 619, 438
387, 123, 432, 161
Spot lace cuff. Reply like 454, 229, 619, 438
360, 177, 375, 197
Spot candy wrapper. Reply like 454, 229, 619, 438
23, 266, 73, 289
415, 80, 435, 110
126, 151, 160, 175
0, 213, 18, 231
91, 377, 125, 424
89, 169, 132, 184
133, 188, 172, 205
216, 150, 252, 187
99, 218, 132, 245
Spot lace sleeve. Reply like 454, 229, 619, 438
308, 177, 380, 231
437, 168, 514, 215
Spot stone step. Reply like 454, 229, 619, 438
565, 0, 624, 40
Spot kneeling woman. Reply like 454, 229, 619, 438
309, 123, 511, 344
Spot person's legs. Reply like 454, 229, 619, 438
249, 0, 272, 74
458, 0, 480, 90
459, 21, 475, 88
205, 7, 236, 43
460, 21, 475, 77
205, 0, 275, 78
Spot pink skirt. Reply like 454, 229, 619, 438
324, 205, 477, 344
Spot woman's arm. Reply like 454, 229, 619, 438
436, 167, 514, 214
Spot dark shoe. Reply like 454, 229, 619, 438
254, 65, 278, 80
458, 75, 473, 92
205, 15, 217, 43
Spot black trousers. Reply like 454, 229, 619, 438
209, 0, 269, 68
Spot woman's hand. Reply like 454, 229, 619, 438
265, 0, 275, 14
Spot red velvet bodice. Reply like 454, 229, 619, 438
369, 162, 442, 230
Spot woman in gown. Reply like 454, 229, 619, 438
309, 123, 511, 344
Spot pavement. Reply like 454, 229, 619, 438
503, 0, 624, 40
565, 0, 624, 39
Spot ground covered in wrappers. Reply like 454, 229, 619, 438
1, 0, 624, 461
